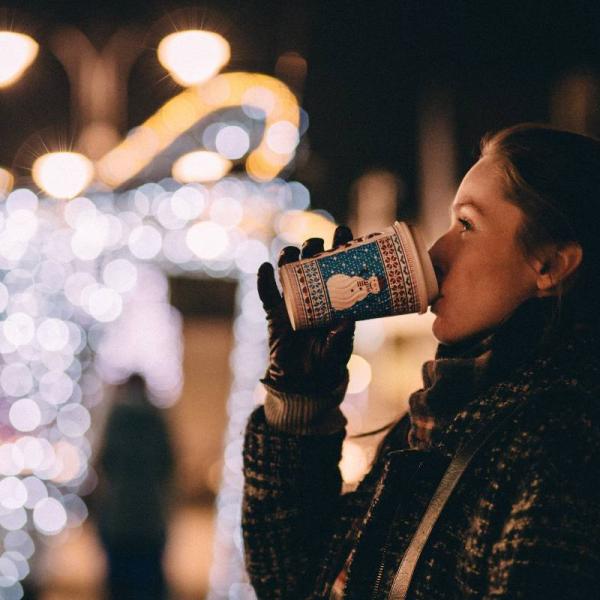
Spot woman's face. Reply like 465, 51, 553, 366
429, 156, 539, 344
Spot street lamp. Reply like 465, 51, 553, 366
0, 31, 39, 87
157, 30, 230, 87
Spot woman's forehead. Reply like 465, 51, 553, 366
454, 158, 511, 211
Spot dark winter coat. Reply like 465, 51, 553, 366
242, 322, 600, 599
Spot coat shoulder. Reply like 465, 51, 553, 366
511, 384, 600, 481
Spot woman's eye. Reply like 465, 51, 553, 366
458, 218, 473, 232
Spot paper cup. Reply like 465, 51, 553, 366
279, 221, 439, 330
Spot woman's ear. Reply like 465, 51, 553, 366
535, 242, 583, 296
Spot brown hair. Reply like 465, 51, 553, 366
479, 123, 600, 330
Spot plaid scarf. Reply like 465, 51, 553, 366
408, 298, 554, 450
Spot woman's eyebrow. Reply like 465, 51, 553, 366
450, 197, 486, 217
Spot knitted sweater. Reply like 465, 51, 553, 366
242, 325, 600, 599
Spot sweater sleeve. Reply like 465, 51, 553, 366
484, 396, 600, 599
242, 407, 410, 598
242, 406, 347, 598
262, 373, 349, 435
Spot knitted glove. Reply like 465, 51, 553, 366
258, 225, 355, 396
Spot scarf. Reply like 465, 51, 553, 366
408, 298, 555, 450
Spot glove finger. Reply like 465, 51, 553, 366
325, 319, 355, 360
257, 262, 282, 311
278, 246, 301, 267
301, 237, 325, 259
332, 225, 353, 249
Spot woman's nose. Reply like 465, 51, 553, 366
428, 233, 450, 283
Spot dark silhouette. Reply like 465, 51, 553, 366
94, 374, 175, 600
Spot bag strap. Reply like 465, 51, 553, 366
388, 400, 526, 599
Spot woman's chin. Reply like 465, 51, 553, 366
431, 316, 448, 343
431, 316, 463, 345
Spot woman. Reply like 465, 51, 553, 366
242, 124, 600, 599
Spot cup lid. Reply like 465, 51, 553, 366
391, 222, 438, 313
407, 224, 439, 303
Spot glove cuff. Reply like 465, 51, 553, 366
261, 371, 349, 435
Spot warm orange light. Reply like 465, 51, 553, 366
32, 152, 94, 199
172, 151, 232, 183
0, 32, 39, 87
339, 440, 369, 484
276, 210, 336, 245
157, 30, 230, 87
97, 72, 300, 187
0, 167, 14, 196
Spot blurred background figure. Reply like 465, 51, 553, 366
92, 374, 175, 600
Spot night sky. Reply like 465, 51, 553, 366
1, 0, 600, 219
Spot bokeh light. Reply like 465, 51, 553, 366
339, 440, 369, 484
0, 170, 315, 594
2, 314, 35, 347
21, 477, 47, 510
354, 319, 386, 354
85, 286, 123, 322
0, 478, 28, 511
209, 197, 243, 229
172, 151, 232, 184
215, 125, 250, 159
97, 72, 300, 187
36, 319, 69, 352
6, 189, 38, 213
38, 371, 74, 405
32, 153, 94, 199
0, 32, 39, 88
9, 399, 42, 433
33, 498, 67, 535
157, 30, 231, 86
241, 86, 276, 119
0, 167, 14, 196
0, 507, 27, 531
347, 354, 373, 394
186, 222, 229, 260
128, 225, 162, 260
102, 259, 137, 292
265, 121, 300, 154
56, 404, 91, 438
169, 185, 206, 220
234, 240, 269, 274
276, 209, 336, 245
1, 363, 33, 398
5, 210, 38, 243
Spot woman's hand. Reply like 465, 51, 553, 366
258, 225, 355, 394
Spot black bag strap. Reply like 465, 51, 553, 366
388, 400, 526, 600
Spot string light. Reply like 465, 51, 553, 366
0, 30, 368, 595
0, 176, 336, 599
